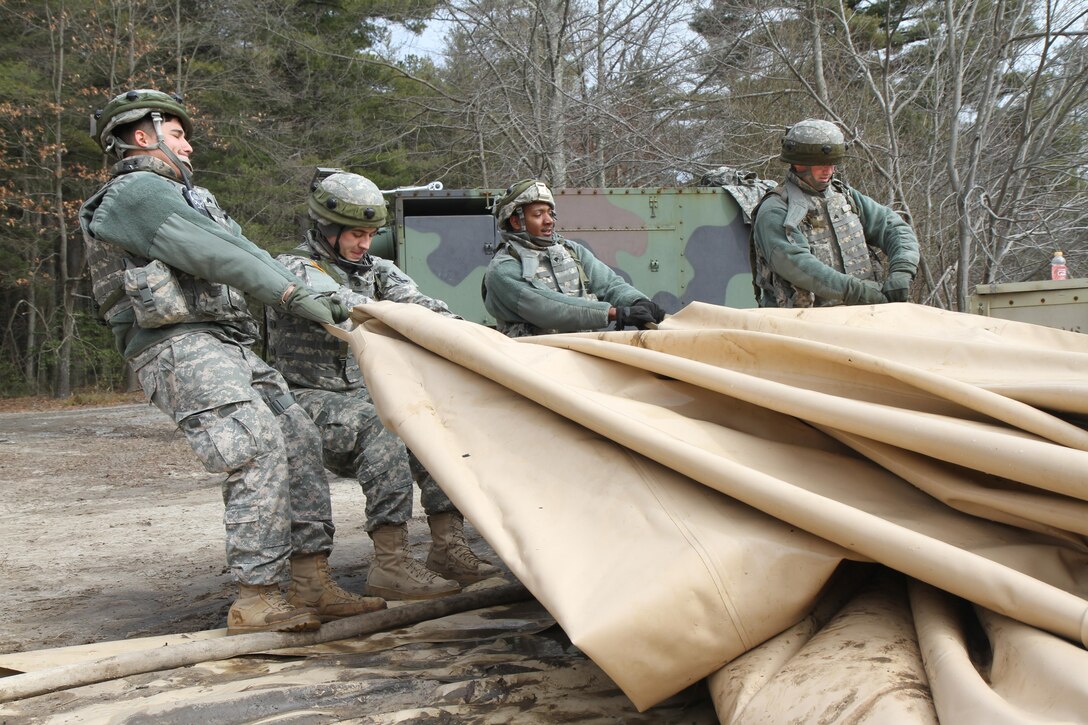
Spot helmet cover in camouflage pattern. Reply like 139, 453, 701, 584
308, 172, 388, 228
91, 89, 193, 157
780, 119, 845, 165
494, 179, 556, 228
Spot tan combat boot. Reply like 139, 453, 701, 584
426, 512, 501, 585
287, 552, 387, 622
366, 523, 461, 600
226, 583, 321, 635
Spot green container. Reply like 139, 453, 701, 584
969, 279, 1088, 334
372, 187, 756, 324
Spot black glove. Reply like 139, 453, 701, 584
614, 300, 660, 330
632, 298, 666, 324
282, 285, 350, 324
842, 278, 888, 306
881, 271, 913, 303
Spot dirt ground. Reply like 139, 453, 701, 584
0, 400, 482, 655
0, 401, 719, 723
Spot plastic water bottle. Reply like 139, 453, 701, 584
1050, 250, 1068, 280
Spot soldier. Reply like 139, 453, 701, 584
79, 90, 383, 635
482, 179, 666, 337
266, 170, 500, 600
751, 119, 920, 307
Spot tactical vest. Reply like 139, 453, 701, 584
80, 156, 253, 330
753, 180, 875, 308
700, 166, 777, 224
265, 250, 363, 392
491, 235, 594, 336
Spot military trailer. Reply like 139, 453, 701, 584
370, 186, 757, 325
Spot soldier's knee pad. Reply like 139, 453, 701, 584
359, 446, 413, 489
277, 404, 323, 450
179, 401, 280, 474
313, 402, 390, 457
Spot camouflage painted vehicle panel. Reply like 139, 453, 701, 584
372, 187, 755, 325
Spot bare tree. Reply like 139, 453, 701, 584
936, 0, 1088, 306
45, 1, 80, 397
427, 0, 714, 187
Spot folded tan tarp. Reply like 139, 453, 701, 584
335, 301, 1088, 721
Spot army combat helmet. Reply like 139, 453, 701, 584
91, 89, 194, 183
780, 119, 845, 166
307, 169, 388, 272
493, 179, 556, 237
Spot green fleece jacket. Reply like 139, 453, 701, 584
80, 170, 304, 358
483, 235, 646, 334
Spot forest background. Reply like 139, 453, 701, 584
1, 0, 1086, 397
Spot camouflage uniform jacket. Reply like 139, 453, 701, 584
751, 176, 919, 308
79, 157, 305, 358
483, 233, 646, 337
268, 239, 456, 391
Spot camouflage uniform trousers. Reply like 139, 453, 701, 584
292, 386, 456, 531
131, 332, 334, 586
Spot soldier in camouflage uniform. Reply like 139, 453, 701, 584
79, 90, 384, 635
266, 170, 500, 600
751, 119, 920, 307
482, 179, 666, 337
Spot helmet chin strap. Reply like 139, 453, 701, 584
513, 206, 559, 246
149, 112, 194, 189
312, 226, 372, 274
794, 166, 831, 192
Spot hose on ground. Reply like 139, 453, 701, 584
0, 582, 531, 704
